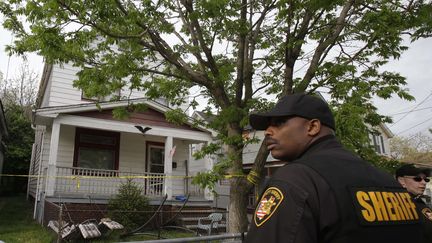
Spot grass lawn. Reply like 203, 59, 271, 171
0, 195, 53, 243
0, 195, 195, 242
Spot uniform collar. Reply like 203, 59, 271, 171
297, 134, 340, 159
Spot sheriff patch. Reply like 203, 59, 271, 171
422, 208, 432, 221
254, 187, 284, 227
351, 187, 419, 226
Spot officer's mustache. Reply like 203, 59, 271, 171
265, 136, 279, 146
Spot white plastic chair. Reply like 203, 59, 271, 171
196, 213, 223, 235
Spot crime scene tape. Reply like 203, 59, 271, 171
0, 173, 246, 179
0, 173, 247, 189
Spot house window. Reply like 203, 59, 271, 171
73, 128, 120, 170
372, 135, 386, 155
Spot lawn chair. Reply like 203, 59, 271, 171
47, 203, 81, 241
47, 220, 80, 240
196, 212, 223, 236
77, 219, 101, 239
87, 196, 124, 236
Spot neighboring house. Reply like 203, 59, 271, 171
191, 111, 231, 209
369, 123, 393, 157
0, 99, 8, 185
28, 63, 216, 224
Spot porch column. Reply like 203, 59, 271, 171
163, 136, 173, 199
45, 120, 60, 196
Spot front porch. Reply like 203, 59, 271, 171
50, 166, 204, 199
54, 166, 165, 197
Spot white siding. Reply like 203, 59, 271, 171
47, 64, 88, 107
44, 63, 190, 112
118, 132, 147, 173
56, 125, 75, 167
171, 141, 189, 196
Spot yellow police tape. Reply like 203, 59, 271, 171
0, 173, 247, 189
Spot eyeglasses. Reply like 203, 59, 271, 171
404, 176, 430, 183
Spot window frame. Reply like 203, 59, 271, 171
146, 141, 165, 173
73, 127, 120, 171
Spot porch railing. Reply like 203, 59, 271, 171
184, 177, 204, 197
55, 166, 165, 197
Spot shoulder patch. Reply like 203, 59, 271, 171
421, 207, 432, 221
254, 187, 284, 227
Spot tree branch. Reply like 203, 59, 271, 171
297, 0, 355, 93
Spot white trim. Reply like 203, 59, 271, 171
379, 123, 394, 138
164, 136, 173, 199
34, 98, 212, 134
46, 121, 60, 196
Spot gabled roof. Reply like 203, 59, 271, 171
192, 111, 216, 123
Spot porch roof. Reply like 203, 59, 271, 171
33, 99, 214, 142
33, 98, 215, 138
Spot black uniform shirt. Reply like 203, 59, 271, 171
245, 135, 422, 243
413, 195, 432, 243
245, 163, 339, 243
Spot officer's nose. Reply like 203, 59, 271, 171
264, 126, 274, 137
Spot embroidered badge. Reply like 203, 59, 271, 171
422, 208, 432, 221
254, 187, 284, 227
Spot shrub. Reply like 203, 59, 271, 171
108, 179, 151, 230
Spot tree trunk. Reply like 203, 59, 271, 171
228, 176, 250, 233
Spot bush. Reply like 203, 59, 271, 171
108, 179, 151, 230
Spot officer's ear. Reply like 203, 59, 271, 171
397, 177, 406, 188
307, 119, 321, 136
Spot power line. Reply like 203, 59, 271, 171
391, 91, 432, 127
388, 106, 432, 116
396, 114, 432, 135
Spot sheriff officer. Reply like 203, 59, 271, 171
396, 163, 432, 242
245, 93, 422, 243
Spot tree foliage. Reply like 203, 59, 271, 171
2, 0, 431, 231
390, 133, 432, 163
0, 64, 38, 193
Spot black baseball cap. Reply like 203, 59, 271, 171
249, 93, 335, 130
395, 164, 431, 178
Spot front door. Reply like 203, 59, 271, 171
148, 144, 164, 173
146, 142, 165, 195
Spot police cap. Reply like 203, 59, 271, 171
249, 93, 335, 130
395, 163, 431, 178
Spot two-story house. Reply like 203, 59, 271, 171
27, 63, 217, 225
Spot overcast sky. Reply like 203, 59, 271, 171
1, 23, 431, 138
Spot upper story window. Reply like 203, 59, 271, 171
371, 134, 386, 155
73, 128, 120, 170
